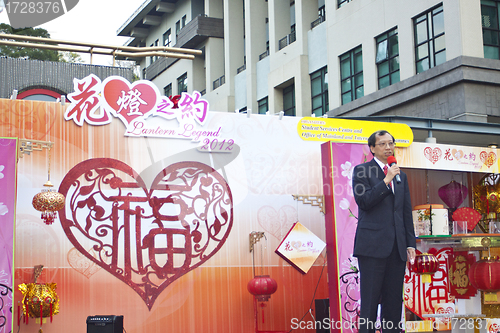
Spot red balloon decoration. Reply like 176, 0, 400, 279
438, 180, 468, 209
247, 275, 278, 302
412, 253, 439, 283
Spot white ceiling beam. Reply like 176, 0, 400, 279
143, 15, 162, 26
131, 28, 150, 38
156, 2, 175, 13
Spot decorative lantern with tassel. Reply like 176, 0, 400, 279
247, 275, 278, 302
32, 144, 65, 225
18, 265, 59, 333
468, 256, 500, 302
413, 252, 440, 283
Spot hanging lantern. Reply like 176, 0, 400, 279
18, 283, 60, 321
247, 275, 278, 302
31, 144, 65, 225
18, 265, 59, 331
412, 253, 439, 283
438, 180, 468, 209
32, 181, 65, 225
468, 256, 500, 302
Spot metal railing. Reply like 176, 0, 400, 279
278, 31, 296, 50
237, 64, 246, 74
213, 75, 225, 90
311, 15, 326, 29
259, 50, 269, 60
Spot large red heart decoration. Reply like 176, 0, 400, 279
480, 151, 497, 168
424, 147, 442, 164
58, 158, 233, 310
102, 77, 159, 127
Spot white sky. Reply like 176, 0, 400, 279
0, 0, 146, 65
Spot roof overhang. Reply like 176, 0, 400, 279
117, 0, 177, 42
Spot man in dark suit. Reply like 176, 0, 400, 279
352, 130, 416, 333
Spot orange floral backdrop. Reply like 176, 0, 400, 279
0, 99, 328, 333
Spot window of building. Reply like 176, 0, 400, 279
311, 67, 328, 116
413, 4, 446, 74
182, 15, 187, 28
376, 27, 400, 90
258, 97, 268, 114
481, 0, 500, 59
176, 20, 181, 41
150, 39, 159, 65
338, 0, 352, 8
319, 3, 325, 21
163, 29, 171, 47
283, 84, 295, 116
177, 73, 188, 93
340, 46, 363, 105
164, 83, 172, 97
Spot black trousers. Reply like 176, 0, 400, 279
357, 242, 406, 333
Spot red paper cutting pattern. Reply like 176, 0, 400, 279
58, 158, 233, 310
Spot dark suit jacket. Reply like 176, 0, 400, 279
352, 158, 416, 262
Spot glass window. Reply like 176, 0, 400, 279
482, 0, 500, 59
310, 66, 328, 116
149, 39, 159, 65
340, 46, 363, 105
376, 27, 400, 90
176, 20, 181, 41
182, 15, 187, 28
283, 84, 295, 116
413, 4, 446, 74
164, 83, 172, 97
258, 97, 268, 114
177, 73, 187, 93
163, 29, 171, 47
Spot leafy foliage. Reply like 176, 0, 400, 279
0, 23, 60, 61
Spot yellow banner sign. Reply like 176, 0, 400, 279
297, 117, 413, 147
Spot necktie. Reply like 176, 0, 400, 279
383, 165, 392, 189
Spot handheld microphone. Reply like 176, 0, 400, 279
387, 156, 401, 184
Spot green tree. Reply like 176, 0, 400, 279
0, 23, 60, 61
58, 51, 83, 63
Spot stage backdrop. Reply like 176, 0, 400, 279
0, 96, 328, 333
0, 138, 17, 333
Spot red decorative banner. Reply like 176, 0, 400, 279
448, 251, 477, 299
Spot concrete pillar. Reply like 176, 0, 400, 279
205, 0, 223, 18
224, 0, 244, 96
245, 0, 268, 113
269, 0, 289, 55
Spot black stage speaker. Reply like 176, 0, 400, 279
86, 315, 123, 333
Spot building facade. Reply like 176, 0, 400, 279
118, 0, 500, 146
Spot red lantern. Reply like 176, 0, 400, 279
468, 257, 500, 301
412, 253, 439, 283
247, 275, 277, 302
